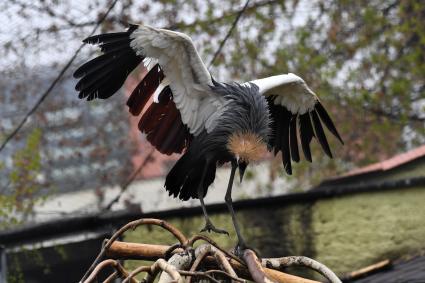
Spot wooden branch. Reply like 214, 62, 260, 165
179, 270, 222, 283
180, 270, 244, 283
186, 234, 244, 264
80, 219, 187, 282
263, 268, 319, 283
106, 241, 184, 260
122, 266, 151, 283
189, 244, 211, 273
243, 249, 277, 283
156, 258, 184, 283
83, 259, 135, 283
189, 244, 238, 283
346, 259, 391, 280
262, 256, 342, 283
107, 241, 320, 283
158, 251, 192, 283
81, 219, 336, 283
103, 271, 118, 283
213, 247, 238, 280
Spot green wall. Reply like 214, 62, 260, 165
312, 186, 425, 273
124, 186, 425, 277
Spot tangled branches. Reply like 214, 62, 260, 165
80, 218, 341, 283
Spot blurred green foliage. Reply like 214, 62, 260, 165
0, 128, 44, 229
203, 0, 425, 187
147, 0, 424, 188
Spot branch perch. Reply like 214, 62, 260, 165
262, 256, 342, 283
81, 218, 340, 283
80, 218, 187, 282
243, 249, 277, 283
83, 259, 136, 283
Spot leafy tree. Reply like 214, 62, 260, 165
263, 0, 425, 186
0, 0, 423, 197
0, 128, 44, 228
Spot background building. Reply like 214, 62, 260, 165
1, 145, 424, 282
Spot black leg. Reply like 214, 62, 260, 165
198, 163, 229, 235
225, 161, 246, 248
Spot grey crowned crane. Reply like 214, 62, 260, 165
74, 24, 343, 248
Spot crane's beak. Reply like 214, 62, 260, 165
238, 160, 248, 183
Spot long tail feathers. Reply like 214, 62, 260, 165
165, 153, 216, 201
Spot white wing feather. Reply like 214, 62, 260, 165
249, 73, 318, 114
130, 25, 223, 135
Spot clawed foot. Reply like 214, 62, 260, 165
200, 221, 229, 236
234, 241, 261, 259
233, 241, 247, 257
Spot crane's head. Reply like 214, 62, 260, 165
227, 131, 268, 182
210, 81, 271, 182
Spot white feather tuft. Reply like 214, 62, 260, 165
248, 73, 318, 114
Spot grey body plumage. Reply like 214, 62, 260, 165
165, 81, 271, 201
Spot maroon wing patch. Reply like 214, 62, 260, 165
127, 64, 192, 155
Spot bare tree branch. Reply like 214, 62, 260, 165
208, 0, 251, 67
262, 256, 342, 283
93, 218, 332, 283
83, 259, 135, 283
243, 249, 277, 283
80, 218, 188, 283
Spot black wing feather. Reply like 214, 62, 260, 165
299, 113, 314, 162
274, 107, 284, 155
74, 50, 130, 78
84, 32, 130, 44
311, 110, 332, 158
281, 108, 292, 175
267, 96, 342, 175
74, 25, 143, 100
83, 24, 138, 44
75, 53, 135, 92
100, 39, 132, 53
315, 101, 344, 144
289, 115, 300, 162
75, 24, 192, 157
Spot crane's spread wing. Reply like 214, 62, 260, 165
74, 24, 223, 154
248, 73, 343, 174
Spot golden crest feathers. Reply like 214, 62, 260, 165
227, 132, 267, 162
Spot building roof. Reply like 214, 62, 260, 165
346, 253, 425, 283
134, 141, 425, 183
317, 144, 425, 188
337, 144, 425, 179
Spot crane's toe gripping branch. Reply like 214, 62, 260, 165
200, 220, 229, 236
